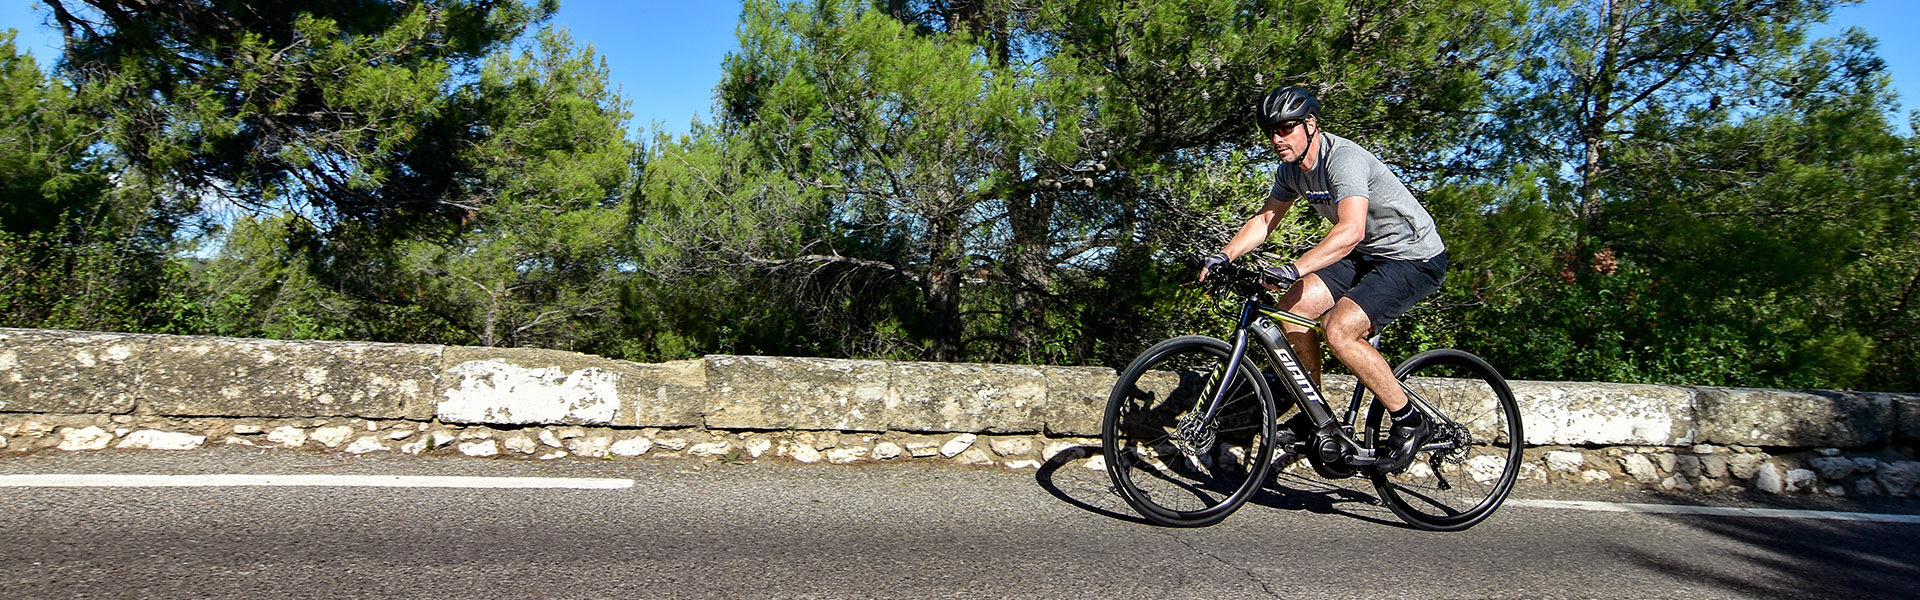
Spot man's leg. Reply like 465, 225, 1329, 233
1324, 298, 1426, 472
1274, 274, 1336, 387
1322, 299, 1403, 410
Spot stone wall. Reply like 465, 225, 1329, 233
4, 328, 1918, 497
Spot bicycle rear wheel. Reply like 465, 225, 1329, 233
1362, 349, 1522, 531
1103, 335, 1277, 527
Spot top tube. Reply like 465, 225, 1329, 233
1258, 304, 1320, 332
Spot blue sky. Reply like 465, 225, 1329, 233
3, 0, 1915, 136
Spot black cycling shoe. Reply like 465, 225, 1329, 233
1375, 413, 1431, 474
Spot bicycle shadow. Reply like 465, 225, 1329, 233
1030, 446, 1154, 525
1247, 458, 1407, 528
1032, 445, 1409, 528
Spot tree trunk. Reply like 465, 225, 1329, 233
922, 212, 965, 362
1579, 0, 1626, 238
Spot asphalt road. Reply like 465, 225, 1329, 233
3, 448, 1918, 599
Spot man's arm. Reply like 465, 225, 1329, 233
1291, 195, 1368, 274
1202, 194, 1294, 280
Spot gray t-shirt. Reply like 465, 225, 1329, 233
1268, 132, 1444, 261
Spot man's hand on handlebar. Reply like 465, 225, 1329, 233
1198, 253, 1230, 282
1264, 265, 1299, 288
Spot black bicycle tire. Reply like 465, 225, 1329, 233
1363, 348, 1523, 531
1102, 335, 1277, 527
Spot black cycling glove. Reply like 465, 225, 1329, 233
1200, 253, 1230, 275
1265, 265, 1300, 284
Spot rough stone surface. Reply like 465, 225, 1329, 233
906, 442, 940, 458
826, 447, 869, 464
267, 426, 307, 448
888, 362, 1048, 433
1043, 441, 1087, 462
1896, 395, 1920, 443
143, 335, 439, 419
1728, 453, 1765, 480
457, 440, 500, 457
989, 437, 1033, 457
437, 348, 627, 426
1545, 451, 1585, 473
501, 433, 539, 454
1786, 469, 1819, 492
743, 437, 772, 458
57, 426, 113, 451
1037, 366, 1117, 436
566, 435, 614, 458
0, 329, 147, 414
1675, 455, 1702, 478
872, 442, 903, 460
1755, 463, 1785, 494
1694, 387, 1893, 448
955, 447, 994, 466
1619, 454, 1659, 483
1856, 478, 1886, 496
787, 442, 821, 464
310, 426, 354, 449
704, 356, 892, 431
344, 436, 386, 454
115, 430, 205, 451
940, 434, 977, 458
626, 360, 707, 428
1513, 380, 1695, 446
1878, 461, 1920, 497
1810, 457, 1862, 481
687, 440, 732, 457
609, 437, 653, 457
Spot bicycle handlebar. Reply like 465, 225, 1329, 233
1203, 262, 1292, 297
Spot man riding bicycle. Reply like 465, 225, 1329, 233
1198, 85, 1448, 474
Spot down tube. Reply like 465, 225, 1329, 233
1247, 317, 1337, 426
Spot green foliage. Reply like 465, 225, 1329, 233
45, 0, 555, 229
5, 1, 1917, 393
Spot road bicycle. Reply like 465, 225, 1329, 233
1100, 261, 1523, 531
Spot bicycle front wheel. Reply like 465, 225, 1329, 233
1103, 335, 1277, 527
1362, 349, 1523, 531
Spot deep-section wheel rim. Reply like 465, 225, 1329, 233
1103, 336, 1276, 527
1363, 349, 1523, 531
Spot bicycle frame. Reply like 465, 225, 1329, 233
1197, 292, 1463, 467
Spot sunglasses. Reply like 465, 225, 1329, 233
1268, 120, 1306, 136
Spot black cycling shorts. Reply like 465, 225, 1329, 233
1312, 250, 1447, 334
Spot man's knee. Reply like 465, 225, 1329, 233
1323, 302, 1374, 347
1278, 274, 1335, 318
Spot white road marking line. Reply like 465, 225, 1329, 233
1508, 499, 1920, 524
0, 474, 635, 489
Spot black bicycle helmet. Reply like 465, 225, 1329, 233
1256, 85, 1319, 129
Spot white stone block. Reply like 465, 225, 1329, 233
311, 425, 354, 448
610, 437, 654, 457
437, 358, 620, 425
56, 426, 112, 451
940, 433, 977, 458
267, 426, 308, 448
115, 430, 206, 451
344, 436, 386, 454
457, 440, 500, 457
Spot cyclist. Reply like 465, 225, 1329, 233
1198, 85, 1448, 473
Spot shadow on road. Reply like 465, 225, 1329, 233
1032, 445, 1408, 528
1616, 506, 1920, 599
